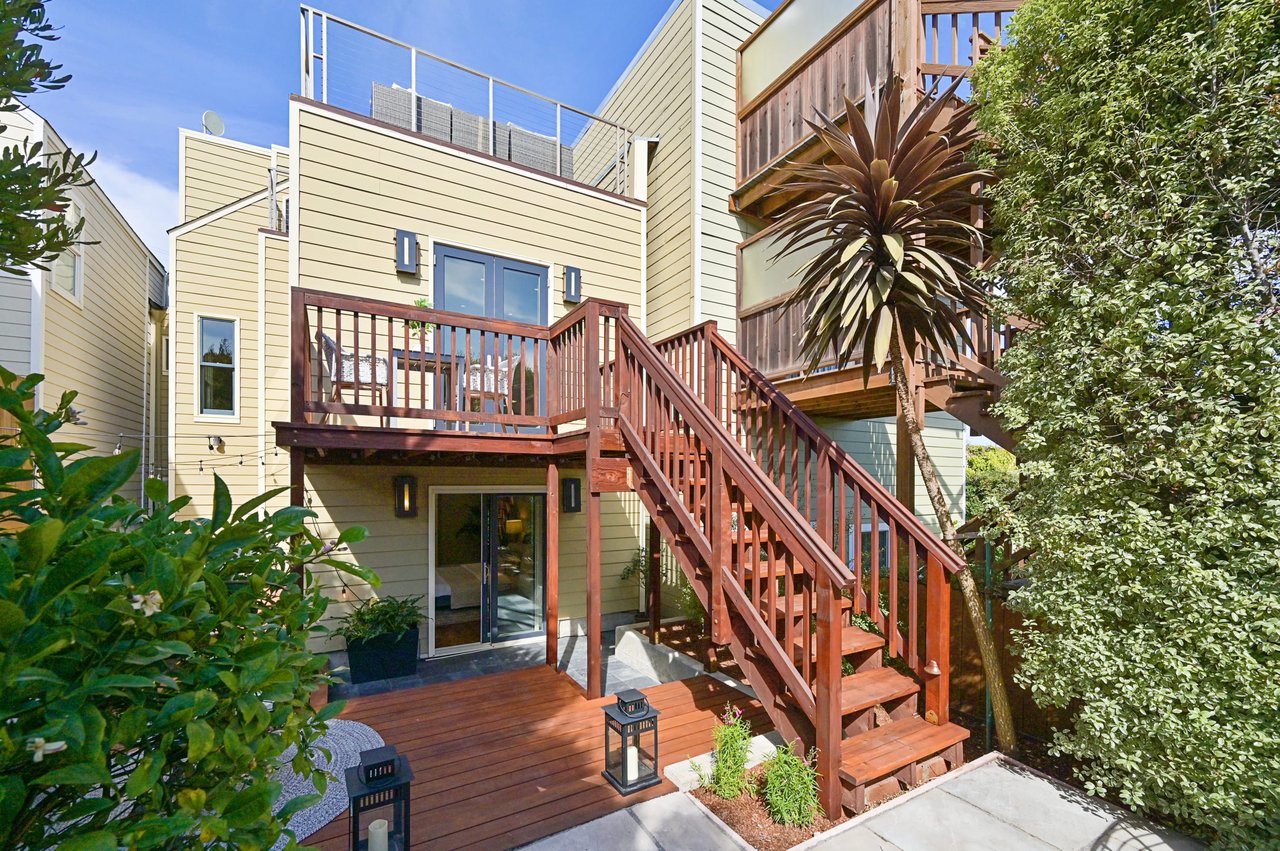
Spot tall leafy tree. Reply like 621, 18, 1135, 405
0, 0, 92, 274
975, 0, 1280, 842
769, 76, 1020, 753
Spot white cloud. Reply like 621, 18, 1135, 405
82, 154, 177, 265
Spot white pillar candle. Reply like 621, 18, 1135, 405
368, 818, 389, 851
626, 743, 640, 780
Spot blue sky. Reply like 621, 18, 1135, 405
30, 0, 777, 263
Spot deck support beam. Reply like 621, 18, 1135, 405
647, 518, 661, 643
546, 461, 560, 669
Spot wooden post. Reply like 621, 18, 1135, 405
647, 518, 661, 644
815, 571, 844, 818
289, 447, 305, 508
291, 288, 308, 424
584, 303, 603, 699
924, 552, 951, 724
546, 462, 561, 668
893, 0, 923, 109
709, 453, 730, 646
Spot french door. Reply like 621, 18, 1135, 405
433, 246, 549, 431
430, 489, 546, 654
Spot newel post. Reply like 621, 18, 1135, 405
814, 449, 842, 817
815, 570, 843, 818
923, 552, 951, 724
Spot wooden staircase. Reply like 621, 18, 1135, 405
610, 315, 970, 815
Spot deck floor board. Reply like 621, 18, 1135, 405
308, 665, 769, 850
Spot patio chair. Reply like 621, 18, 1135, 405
317, 331, 391, 426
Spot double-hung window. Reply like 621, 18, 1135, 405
198, 317, 236, 416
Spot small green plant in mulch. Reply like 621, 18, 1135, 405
762, 741, 823, 827
695, 703, 753, 799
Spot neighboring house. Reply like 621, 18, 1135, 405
0, 104, 168, 499
168, 1, 995, 815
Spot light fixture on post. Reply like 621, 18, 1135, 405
345, 745, 414, 851
392, 475, 417, 518
602, 689, 660, 795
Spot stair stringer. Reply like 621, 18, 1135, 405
628, 457, 815, 751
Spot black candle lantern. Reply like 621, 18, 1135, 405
602, 688, 661, 795
345, 745, 414, 850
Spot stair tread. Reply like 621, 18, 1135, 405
838, 668, 918, 714
771, 595, 852, 617
742, 561, 806, 579
791, 625, 884, 661
839, 717, 970, 786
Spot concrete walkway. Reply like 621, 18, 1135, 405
519, 793, 747, 851
802, 754, 1202, 851
524, 754, 1203, 851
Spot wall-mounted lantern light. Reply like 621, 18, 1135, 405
561, 477, 582, 513
393, 475, 418, 518
395, 230, 419, 274
564, 266, 582, 303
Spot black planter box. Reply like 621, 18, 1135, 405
346, 628, 420, 684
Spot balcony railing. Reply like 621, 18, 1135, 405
299, 6, 638, 197
735, 0, 1020, 190
289, 289, 624, 434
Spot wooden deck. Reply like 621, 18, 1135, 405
308, 666, 770, 851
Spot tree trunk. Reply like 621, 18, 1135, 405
889, 334, 1019, 755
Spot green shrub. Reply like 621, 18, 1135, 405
0, 370, 374, 849
966, 445, 1016, 521
336, 594, 423, 643
975, 0, 1280, 842
696, 703, 753, 799
762, 742, 822, 827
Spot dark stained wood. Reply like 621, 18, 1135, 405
307, 669, 768, 851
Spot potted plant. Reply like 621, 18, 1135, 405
336, 595, 424, 684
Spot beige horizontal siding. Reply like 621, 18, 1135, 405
295, 106, 644, 318
699, 0, 764, 345
181, 134, 272, 222
591, 0, 696, 339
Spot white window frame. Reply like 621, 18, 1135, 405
194, 314, 240, 422
49, 244, 84, 307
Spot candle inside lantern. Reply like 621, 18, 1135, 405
626, 743, 639, 779
368, 818, 389, 851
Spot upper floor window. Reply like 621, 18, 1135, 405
50, 200, 84, 304
198, 317, 236, 416
51, 245, 82, 303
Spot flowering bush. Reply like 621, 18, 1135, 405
0, 370, 374, 849
697, 703, 753, 799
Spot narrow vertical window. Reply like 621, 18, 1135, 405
198, 317, 235, 415
51, 245, 82, 301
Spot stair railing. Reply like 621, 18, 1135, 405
655, 323, 966, 729
615, 314, 856, 808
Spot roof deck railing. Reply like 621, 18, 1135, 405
299, 5, 638, 197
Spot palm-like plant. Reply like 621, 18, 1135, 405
770, 75, 1018, 754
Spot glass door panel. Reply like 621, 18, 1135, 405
488, 494, 545, 642
433, 492, 485, 650
437, 251, 489, 317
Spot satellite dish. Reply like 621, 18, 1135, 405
201, 110, 225, 137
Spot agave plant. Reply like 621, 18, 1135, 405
769, 76, 1018, 754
